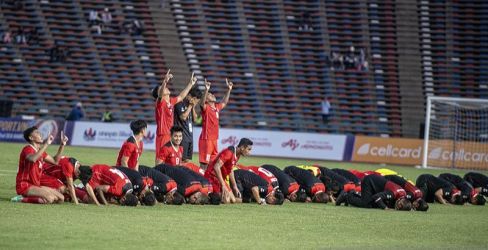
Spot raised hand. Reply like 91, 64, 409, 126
204, 78, 211, 90
162, 69, 173, 85
226, 78, 233, 91
189, 72, 197, 86
45, 134, 54, 145
60, 131, 69, 146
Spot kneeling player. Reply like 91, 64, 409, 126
79, 165, 138, 206
284, 166, 329, 203
116, 166, 156, 206
464, 172, 488, 196
14, 127, 68, 204
439, 173, 485, 206
155, 164, 208, 205
234, 169, 284, 205
338, 174, 412, 211
204, 138, 253, 204
261, 164, 307, 202
415, 174, 463, 205
138, 165, 183, 205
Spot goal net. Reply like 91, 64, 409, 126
422, 96, 488, 170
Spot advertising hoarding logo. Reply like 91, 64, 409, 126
143, 131, 155, 143
281, 139, 300, 151
84, 128, 96, 141
221, 136, 238, 146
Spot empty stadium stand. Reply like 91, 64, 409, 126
0, 0, 486, 137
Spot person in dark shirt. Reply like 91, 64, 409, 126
155, 164, 209, 205
138, 165, 182, 205
464, 172, 488, 196
233, 169, 284, 205
315, 165, 360, 197
439, 173, 485, 205
284, 166, 329, 203
66, 102, 85, 121
339, 174, 411, 211
261, 164, 307, 202
416, 174, 463, 205
174, 87, 202, 162
382, 175, 429, 211
331, 168, 361, 186
115, 166, 155, 206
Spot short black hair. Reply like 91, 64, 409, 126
122, 193, 139, 206
130, 120, 147, 135
475, 194, 486, 206
78, 165, 93, 185
312, 192, 329, 203
23, 126, 38, 143
395, 198, 412, 211
170, 126, 183, 135
189, 86, 202, 99
170, 192, 184, 205
272, 191, 285, 205
142, 191, 156, 206
151, 85, 159, 100
415, 199, 429, 211
68, 157, 78, 168
295, 189, 308, 203
209, 192, 221, 205
237, 138, 253, 148
453, 194, 465, 205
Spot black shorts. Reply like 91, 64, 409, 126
181, 140, 193, 161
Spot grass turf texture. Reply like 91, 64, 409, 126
0, 142, 487, 249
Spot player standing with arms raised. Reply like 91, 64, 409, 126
198, 78, 233, 170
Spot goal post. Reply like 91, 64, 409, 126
422, 96, 488, 170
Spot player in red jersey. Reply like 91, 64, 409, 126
153, 70, 197, 164
15, 127, 68, 204
116, 120, 147, 171
198, 78, 233, 169
204, 138, 252, 204
238, 165, 279, 189
41, 156, 89, 204
156, 126, 183, 166
79, 164, 138, 206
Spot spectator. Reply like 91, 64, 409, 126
27, 28, 40, 45
358, 48, 368, 71
299, 12, 313, 31
88, 9, 102, 34
66, 102, 85, 121
330, 51, 343, 71
132, 19, 144, 35
14, 27, 27, 45
101, 8, 112, 25
321, 97, 331, 124
344, 46, 356, 69
101, 110, 114, 122
2, 31, 12, 43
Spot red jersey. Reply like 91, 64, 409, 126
241, 165, 278, 187
87, 164, 130, 190
158, 141, 183, 166
155, 97, 178, 136
116, 136, 143, 170
16, 145, 48, 187
205, 146, 238, 181
42, 156, 75, 183
200, 103, 223, 140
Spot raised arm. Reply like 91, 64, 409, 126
51, 131, 69, 164
26, 135, 53, 163
157, 69, 173, 101
176, 72, 197, 103
199, 78, 211, 108
179, 97, 197, 121
220, 78, 233, 109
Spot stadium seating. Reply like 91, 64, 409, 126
0, 0, 486, 137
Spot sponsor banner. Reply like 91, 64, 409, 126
352, 136, 488, 169
352, 136, 423, 165
70, 121, 347, 160
194, 128, 347, 161
70, 121, 157, 149
427, 140, 488, 169
0, 118, 65, 144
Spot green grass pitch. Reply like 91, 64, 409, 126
0, 142, 487, 249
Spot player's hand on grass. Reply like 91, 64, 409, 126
60, 131, 69, 146
204, 78, 211, 90
162, 69, 173, 85
226, 78, 233, 90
